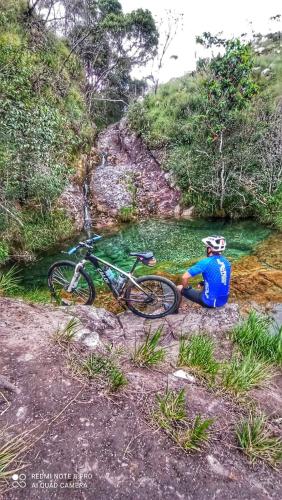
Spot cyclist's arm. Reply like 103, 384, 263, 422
180, 258, 210, 288
181, 271, 192, 288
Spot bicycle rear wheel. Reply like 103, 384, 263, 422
124, 275, 180, 319
48, 260, 95, 306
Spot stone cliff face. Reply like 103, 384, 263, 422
58, 119, 181, 229
58, 148, 101, 231
90, 118, 181, 225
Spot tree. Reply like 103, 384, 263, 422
149, 10, 183, 94
37, 0, 159, 127
192, 35, 258, 211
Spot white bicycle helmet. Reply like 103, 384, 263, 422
202, 235, 226, 252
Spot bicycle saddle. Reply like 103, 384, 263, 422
129, 251, 154, 259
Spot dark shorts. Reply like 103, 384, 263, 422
181, 287, 211, 308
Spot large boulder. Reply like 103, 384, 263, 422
90, 119, 180, 222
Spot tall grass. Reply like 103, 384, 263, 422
236, 412, 282, 467
221, 352, 273, 395
81, 353, 127, 392
154, 388, 213, 452
175, 416, 214, 451
0, 427, 35, 482
156, 388, 186, 427
52, 318, 80, 347
232, 311, 282, 366
0, 266, 21, 296
132, 327, 166, 367
178, 334, 219, 379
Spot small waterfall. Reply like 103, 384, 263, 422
83, 151, 107, 236
83, 180, 92, 237
83, 158, 92, 237
101, 150, 108, 166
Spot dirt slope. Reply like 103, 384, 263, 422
0, 298, 281, 499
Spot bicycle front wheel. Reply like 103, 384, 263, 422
124, 275, 180, 319
47, 260, 95, 306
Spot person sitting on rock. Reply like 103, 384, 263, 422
177, 235, 231, 309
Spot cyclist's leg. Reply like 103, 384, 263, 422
181, 286, 207, 307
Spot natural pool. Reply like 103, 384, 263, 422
18, 218, 273, 292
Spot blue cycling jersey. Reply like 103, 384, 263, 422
188, 255, 231, 307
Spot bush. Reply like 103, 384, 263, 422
0, 2, 92, 254
21, 209, 75, 253
127, 39, 282, 220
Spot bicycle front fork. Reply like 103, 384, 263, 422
67, 262, 84, 292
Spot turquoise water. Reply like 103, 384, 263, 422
18, 218, 272, 291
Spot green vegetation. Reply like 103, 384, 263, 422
80, 352, 127, 392
154, 388, 213, 452
175, 415, 214, 452
0, 242, 9, 266
236, 412, 282, 467
12, 287, 50, 304
156, 388, 186, 427
128, 33, 282, 227
232, 311, 282, 366
49, 0, 158, 129
0, 266, 21, 295
52, 318, 80, 347
0, 0, 92, 261
221, 352, 273, 395
0, 1, 159, 265
118, 206, 136, 223
178, 334, 219, 379
132, 327, 166, 367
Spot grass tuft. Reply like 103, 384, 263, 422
236, 412, 282, 467
132, 327, 166, 367
175, 415, 214, 451
154, 388, 213, 452
52, 318, 80, 347
81, 353, 127, 392
155, 388, 186, 428
0, 266, 21, 296
232, 310, 282, 366
178, 334, 219, 379
221, 351, 274, 395
0, 427, 35, 484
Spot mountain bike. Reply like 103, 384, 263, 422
47, 234, 180, 319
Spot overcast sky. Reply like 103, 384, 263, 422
121, 0, 282, 83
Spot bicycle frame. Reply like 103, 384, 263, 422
71, 250, 152, 300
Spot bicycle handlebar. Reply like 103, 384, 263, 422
67, 234, 102, 255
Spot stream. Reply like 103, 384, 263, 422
18, 218, 273, 291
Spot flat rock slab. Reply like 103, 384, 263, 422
118, 303, 240, 344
